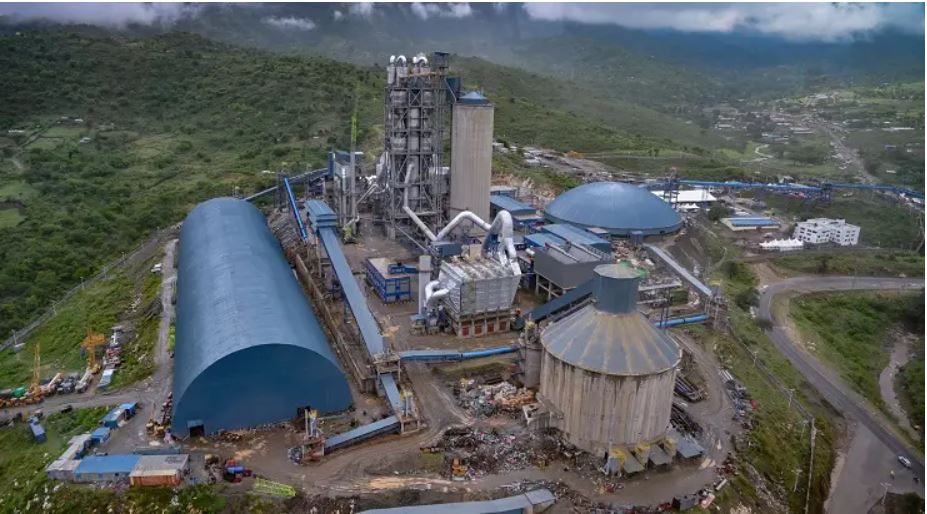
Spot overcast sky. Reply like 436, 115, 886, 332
0, 2, 923, 42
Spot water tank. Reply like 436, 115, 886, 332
450, 92, 494, 222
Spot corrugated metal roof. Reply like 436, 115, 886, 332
131, 454, 189, 475
541, 264, 680, 376
725, 216, 779, 227
172, 198, 351, 436
524, 233, 566, 248
545, 182, 682, 235
75, 455, 140, 475
541, 305, 680, 375
539, 224, 612, 252
489, 195, 536, 215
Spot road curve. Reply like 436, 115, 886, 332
757, 276, 925, 477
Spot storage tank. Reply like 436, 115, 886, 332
450, 92, 494, 222
539, 263, 681, 455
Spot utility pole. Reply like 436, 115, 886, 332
792, 467, 802, 493
787, 388, 795, 410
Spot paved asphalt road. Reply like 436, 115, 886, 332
758, 275, 924, 511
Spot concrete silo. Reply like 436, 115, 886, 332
538, 263, 681, 455
450, 92, 494, 222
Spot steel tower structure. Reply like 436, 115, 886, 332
380, 52, 450, 240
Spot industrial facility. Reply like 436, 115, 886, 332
26, 50, 734, 511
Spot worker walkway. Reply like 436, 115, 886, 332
358, 488, 556, 514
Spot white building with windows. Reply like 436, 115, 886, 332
792, 218, 860, 246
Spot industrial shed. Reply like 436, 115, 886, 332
544, 182, 682, 236
172, 198, 352, 437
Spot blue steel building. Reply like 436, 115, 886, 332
544, 182, 682, 236
172, 198, 352, 437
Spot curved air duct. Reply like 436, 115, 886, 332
400, 172, 521, 310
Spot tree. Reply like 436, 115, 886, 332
708, 204, 732, 222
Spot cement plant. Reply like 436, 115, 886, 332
1, 10, 925, 514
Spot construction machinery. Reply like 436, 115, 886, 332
80, 329, 106, 374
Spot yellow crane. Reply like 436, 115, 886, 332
81, 329, 106, 374
27, 342, 43, 401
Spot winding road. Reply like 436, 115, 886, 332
757, 275, 924, 511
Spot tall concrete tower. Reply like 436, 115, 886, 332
450, 91, 494, 223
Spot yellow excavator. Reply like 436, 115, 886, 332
81, 329, 106, 374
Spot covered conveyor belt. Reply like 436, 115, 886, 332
655, 313, 709, 328
398, 345, 518, 363
243, 168, 329, 202
643, 244, 714, 298
324, 415, 401, 452
528, 279, 594, 322
358, 488, 556, 514
302, 198, 402, 452
308, 200, 385, 356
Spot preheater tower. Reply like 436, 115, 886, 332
539, 263, 681, 455
449, 91, 494, 222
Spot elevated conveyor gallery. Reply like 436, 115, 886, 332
301, 198, 402, 449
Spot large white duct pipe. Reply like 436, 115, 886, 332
424, 280, 449, 309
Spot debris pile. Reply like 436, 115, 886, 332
425, 427, 565, 478
456, 380, 535, 417
719, 369, 755, 427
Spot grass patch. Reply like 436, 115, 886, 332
771, 249, 924, 277
0, 207, 24, 228
0, 180, 39, 201
0, 272, 133, 389
789, 291, 923, 412
899, 351, 925, 436
0, 406, 107, 511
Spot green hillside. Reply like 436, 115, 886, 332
0, 30, 382, 337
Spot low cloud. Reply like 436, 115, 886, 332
333, 10, 344, 21
349, 2, 375, 18
523, 3, 924, 41
262, 15, 316, 31
410, 2, 472, 20
0, 2, 201, 28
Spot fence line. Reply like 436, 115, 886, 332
1, 226, 176, 350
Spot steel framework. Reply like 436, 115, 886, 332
379, 52, 450, 240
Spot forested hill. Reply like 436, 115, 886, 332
0, 30, 383, 336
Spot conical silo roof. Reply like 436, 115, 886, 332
540, 263, 681, 376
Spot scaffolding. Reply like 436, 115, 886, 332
379, 52, 450, 240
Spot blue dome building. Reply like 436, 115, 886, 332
544, 182, 682, 236
172, 198, 352, 437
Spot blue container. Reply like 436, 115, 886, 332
30, 422, 46, 443
365, 259, 412, 304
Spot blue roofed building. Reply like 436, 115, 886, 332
721, 216, 780, 232
73, 455, 140, 483
172, 198, 352, 437
538, 224, 612, 253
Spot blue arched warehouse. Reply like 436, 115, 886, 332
172, 198, 352, 437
